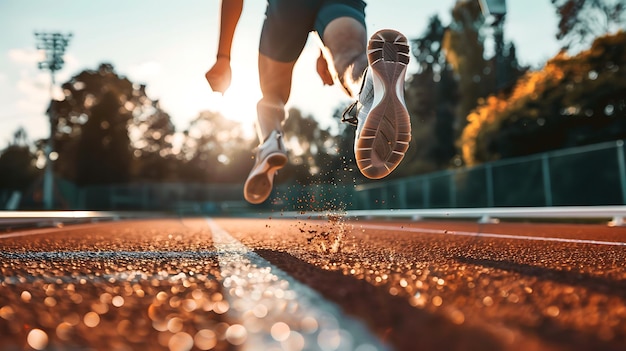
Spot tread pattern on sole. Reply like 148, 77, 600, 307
244, 153, 287, 204
244, 131, 288, 204
356, 29, 411, 180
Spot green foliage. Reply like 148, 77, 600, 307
280, 108, 353, 186
399, 15, 459, 176
49, 63, 203, 185
18, 62, 263, 187
398, 8, 527, 176
551, 0, 625, 51
440, 0, 526, 170
76, 90, 132, 185
0, 145, 39, 192
443, 0, 491, 132
461, 31, 626, 165
51, 63, 140, 185
0, 128, 40, 209
179, 110, 255, 184
129, 101, 178, 182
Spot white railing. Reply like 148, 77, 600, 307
280, 205, 626, 226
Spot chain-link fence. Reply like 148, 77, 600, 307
54, 140, 626, 213
353, 140, 626, 210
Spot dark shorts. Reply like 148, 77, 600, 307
260, 0, 367, 62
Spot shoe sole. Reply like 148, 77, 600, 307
243, 152, 288, 204
355, 29, 411, 180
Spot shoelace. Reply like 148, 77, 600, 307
341, 101, 359, 126
274, 132, 285, 152
340, 67, 371, 127
252, 130, 285, 156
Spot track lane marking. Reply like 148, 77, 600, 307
0, 225, 95, 239
0, 251, 218, 260
0, 250, 220, 285
358, 224, 626, 246
207, 218, 388, 351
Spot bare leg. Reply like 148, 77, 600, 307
243, 53, 295, 204
255, 53, 297, 142
320, 17, 368, 99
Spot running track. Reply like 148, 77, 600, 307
0, 215, 625, 351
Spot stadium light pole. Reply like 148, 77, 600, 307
478, 0, 507, 89
35, 32, 72, 210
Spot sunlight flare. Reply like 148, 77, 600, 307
215, 66, 261, 129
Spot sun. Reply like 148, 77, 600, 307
218, 66, 261, 133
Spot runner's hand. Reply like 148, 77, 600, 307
205, 57, 232, 94
316, 50, 334, 86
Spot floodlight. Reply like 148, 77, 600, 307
478, 0, 507, 17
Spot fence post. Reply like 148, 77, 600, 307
397, 181, 408, 209
349, 185, 358, 210
423, 177, 430, 208
142, 183, 149, 210
616, 140, 626, 205
380, 186, 388, 209
541, 153, 553, 206
361, 189, 370, 210
77, 186, 85, 210
449, 171, 457, 208
486, 164, 494, 207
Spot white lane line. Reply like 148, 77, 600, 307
0, 251, 219, 284
358, 224, 626, 247
0, 269, 203, 285
0, 225, 90, 239
0, 251, 218, 260
0, 211, 113, 219
207, 218, 388, 351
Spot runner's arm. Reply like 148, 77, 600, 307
205, 0, 244, 93
216, 0, 243, 60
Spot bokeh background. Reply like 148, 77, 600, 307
0, 0, 624, 213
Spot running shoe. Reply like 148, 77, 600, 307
243, 130, 288, 204
354, 29, 411, 179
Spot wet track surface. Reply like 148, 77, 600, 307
0, 216, 625, 351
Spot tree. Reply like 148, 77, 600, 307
551, 0, 625, 52
128, 98, 178, 181
0, 128, 40, 193
441, 0, 527, 167
50, 63, 177, 185
400, 15, 459, 175
411, 15, 449, 76
179, 110, 255, 183
460, 31, 626, 166
443, 0, 492, 138
75, 90, 132, 185
398, 9, 525, 175
280, 108, 344, 185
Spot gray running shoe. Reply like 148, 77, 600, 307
243, 130, 288, 204
354, 29, 411, 179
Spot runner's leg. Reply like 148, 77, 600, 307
314, 0, 368, 98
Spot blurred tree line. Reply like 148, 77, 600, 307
461, 30, 626, 166
50, 63, 258, 186
0, 0, 624, 206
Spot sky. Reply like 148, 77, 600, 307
0, 0, 562, 146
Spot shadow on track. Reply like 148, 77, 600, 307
455, 256, 626, 351
255, 249, 504, 351
455, 256, 626, 297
